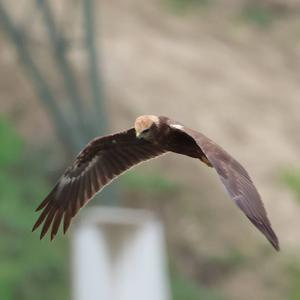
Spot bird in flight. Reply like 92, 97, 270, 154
33, 115, 279, 250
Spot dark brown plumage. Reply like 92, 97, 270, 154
33, 115, 279, 251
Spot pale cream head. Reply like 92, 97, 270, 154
134, 115, 159, 138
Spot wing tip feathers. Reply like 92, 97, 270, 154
247, 216, 280, 252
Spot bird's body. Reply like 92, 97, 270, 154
33, 115, 279, 251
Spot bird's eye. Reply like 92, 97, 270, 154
142, 128, 150, 134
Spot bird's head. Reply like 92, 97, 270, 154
134, 115, 159, 140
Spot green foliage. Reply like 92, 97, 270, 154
170, 270, 224, 300
0, 118, 69, 300
281, 169, 300, 201
121, 170, 180, 192
240, 4, 274, 27
0, 118, 22, 166
164, 0, 210, 13
206, 249, 246, 270
286, 261, 300, 300
281, 170, 300, 299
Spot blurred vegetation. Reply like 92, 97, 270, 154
164, 0, 210, 14
0, 119, 22, 166
165, 0, 287, 28
0, 117, 69, 300
287, 263, 300, 300
282, 169, 300, 201
171, 270, 224, 300
121, 170, 180, 192
281, 169, 300, 300
240, 3, 275, 27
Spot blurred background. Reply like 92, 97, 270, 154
1, 0, 300, 299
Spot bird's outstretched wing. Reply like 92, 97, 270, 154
33, 128, 166, 240
174, 126, 279, 251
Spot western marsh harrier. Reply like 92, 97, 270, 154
33, 115, 279, 250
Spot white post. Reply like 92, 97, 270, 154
71, 207, 171, 300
